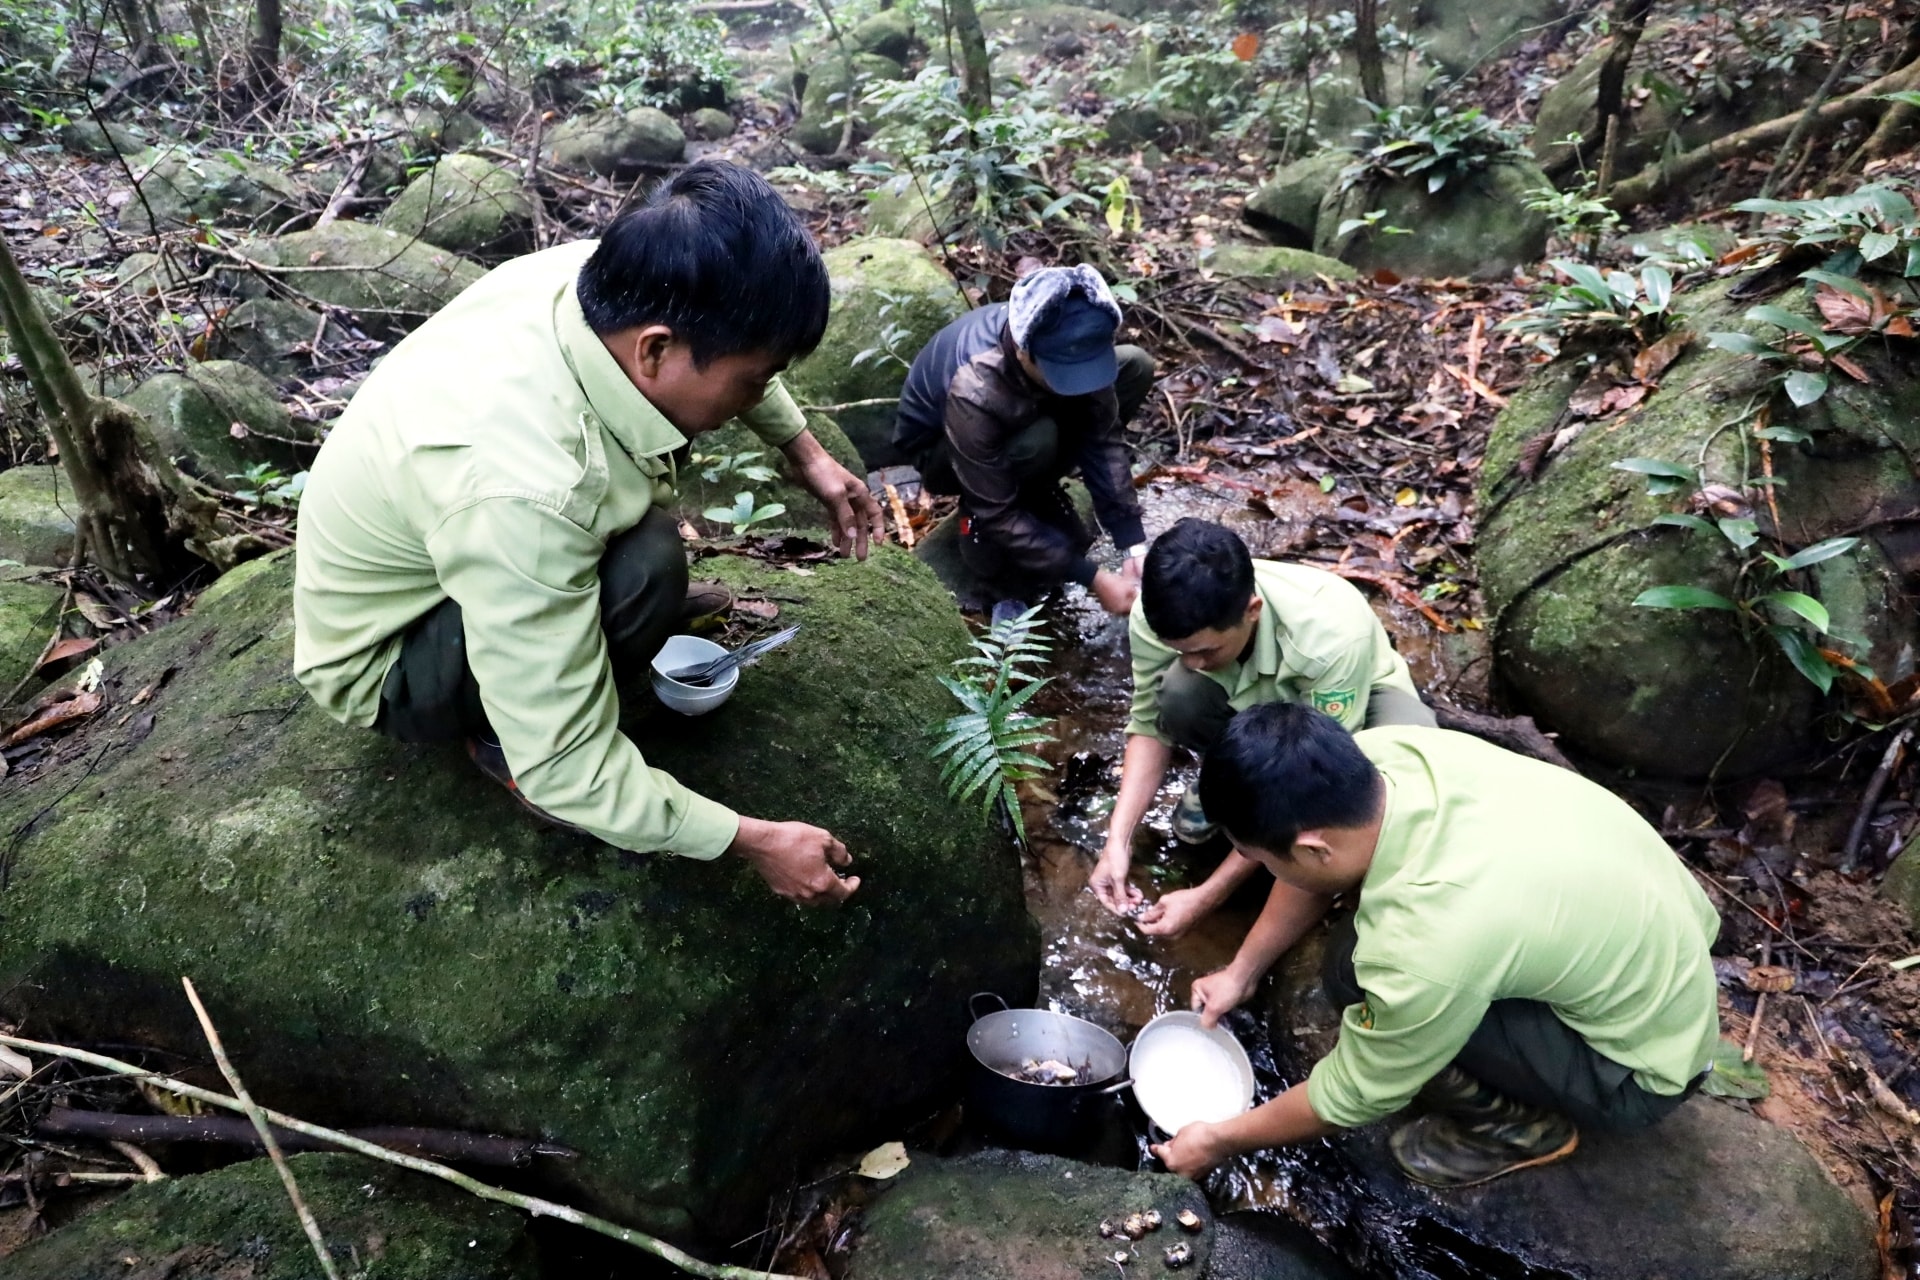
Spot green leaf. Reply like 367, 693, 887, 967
1800, 268, 1872, 300
1776, 536, 1860, 570
1611, 457, 1697, 481
1783, 370, 1828, 407
1754, 425, 1811, 443
1633, 585, 1737, 611
1716, 516, 1759, 551
1756, 590, 1830, 631
1860, 230, 1899, 262
1770, 626, 1839, 693
1707, 331, 1777, 358
1700, 1039, 1770, 1100
1651, 512, 1715, 535
1745, 304, 1824, 340
1639, 264, 1673, 311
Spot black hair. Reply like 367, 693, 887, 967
1141, 518, 1256, 641
1197, 703, 1381, 856
577, 159, 830, 367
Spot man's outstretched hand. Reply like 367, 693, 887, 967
790, 439, 884, 560
731, 816, 860, 906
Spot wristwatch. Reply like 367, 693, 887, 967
1125, 543, 1148, 560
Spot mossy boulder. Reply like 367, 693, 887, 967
1243, 150, 1349, 249
122, 147, 306, 234
794, 52, 906, 155
207, 298, 349, 378
1263, 929, 1876, 1279
0, 465, 79, 568
57, 118, 146, 159
847, 1150, 1221, 1280
1416, 0, 1566, 75
374, 103, 486, 153
231, 223, 485, 339
687, 106, 736, 140
1478, 275, 1920, 778
546, 106, 687, 176
1200, 244, 1357, 290
0, 547, 1037, 1242
863, 175, 959, 243
1316, 159, 1551, 281
980, 3, 1116, 56
784, 239, 969, 470
124, 360, 319, 483
1533, 28, 1825, 177
675, 414, 866, 534
0, 574, 66, 698
2, 1154, 539, 1279
379, 153, 535, 262
1104, 103, 1197, 150
115, 249, 195, 295
1883, 833, 1920, 923
849, 7, 915, 60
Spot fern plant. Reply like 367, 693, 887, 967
930, 606, 1056, 844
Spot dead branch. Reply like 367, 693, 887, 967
36, 1106, 576, 1168
1432, 704, 1577, 770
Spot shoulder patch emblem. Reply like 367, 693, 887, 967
1311, 688, 1357, 720
1354, 999, 1375, 1031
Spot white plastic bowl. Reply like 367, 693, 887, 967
1129, 1011, 1256, 1136
650, 634, 740, 716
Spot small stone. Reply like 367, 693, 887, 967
687, 107, 735, 141
1098, 1219, 1118, 1238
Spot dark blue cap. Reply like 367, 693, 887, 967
1027, 296, 1120, 396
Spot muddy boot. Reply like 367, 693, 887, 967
1171, 781, 1219, 846
682, 580, 734, 628
1389, 1068, 1579, 1189
467, 738, 595, 838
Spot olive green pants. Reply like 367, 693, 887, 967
1321, 915, 1694, 1131
1156, 663, 1436, 756
374, 506, 688, 743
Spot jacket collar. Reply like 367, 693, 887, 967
553, 277, 688, 463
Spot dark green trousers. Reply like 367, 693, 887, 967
375, 506, 688, 743
1157, 664, 1436, 755
1321, 914, 1693, 1131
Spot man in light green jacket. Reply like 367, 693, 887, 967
293, 161, 883, 906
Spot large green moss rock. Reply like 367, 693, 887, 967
1882, 833, 1920, 923
849, 7, 915, 59
380, 153, 535, 262
687, 107, 736, 140
57, 118, 146, 159
116, 249, 195, 295
124, 360, 318, 483
546, 107, 687, 177
794, 52, 906, 155
1243, 150, 1349, 249
3, 1154, 539, 1279
0, 465, 79, 568
232, 223, 485, 339
0, 573, 65, 699
1478, 275, 1920, 778
1316, 159, 1551, 281
784, 238, 969, 469
675, 413, 866, 534
122, 146, 306, 234
0, 548, 1036, 1242
847, 1150, 1221, 1280
207, 298, 349, 378
1264, 929, 1876, 1279
1200, 244, 1357, 290
1533, 28, 1825, 176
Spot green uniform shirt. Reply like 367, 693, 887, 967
292, 241, 808, 860
1125, 559, 1418, 741
1304, 727, 1722, 1130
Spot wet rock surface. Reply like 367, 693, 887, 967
206, 298, 350, 379
2, 1153, 539, 1280
0, 548, 1036, 1242
794, 52, 906, 155
1266, 931, 1878, 1280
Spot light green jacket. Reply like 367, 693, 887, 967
292, 241, 807, 859
1305, 727, 1722, 1129
1125, 559, 1418, 740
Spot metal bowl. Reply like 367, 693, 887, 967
1128, 1011, 1255, 1136
965, 996, 1128, 1152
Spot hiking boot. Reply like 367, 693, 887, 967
681, 580, 734, 627
1389, 1073, 1579, 1189
1171, 781, 1219, 846
466, 738, 594, 838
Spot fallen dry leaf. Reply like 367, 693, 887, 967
36, 636, 99, 674
856, 1141, 911, 1180
0, 1045, 29, 1080
1744, 965, 1795, 993
1632, 330, 1691, 383
735, 599, 780, 621
3, 689, 103, 748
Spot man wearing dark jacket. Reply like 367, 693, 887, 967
893, 265, 1156, 615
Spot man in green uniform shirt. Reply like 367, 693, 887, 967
1090, 519, 1432, 936
293, 161, 883, 907
1151, 703, 1720, 1188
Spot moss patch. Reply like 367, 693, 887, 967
380, 153, 535, 262
0, 465, 79, 568
1317, 160, 1551, 281
234, 224, 485, 338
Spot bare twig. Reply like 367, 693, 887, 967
1745, 939, 1771, 1063
0, 1031, 808, 1280
109, 1140, 165, 1182
182, 977, 341, 1280
1842, 726, 1911, 866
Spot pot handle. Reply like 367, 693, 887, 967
968, 992, 1011, 1024
1096, 1077, 1135, 1096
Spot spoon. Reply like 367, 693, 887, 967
666, 625, 800, 687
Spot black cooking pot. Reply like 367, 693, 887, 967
964, 994, 1131, 1153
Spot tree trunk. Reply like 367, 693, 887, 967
1353, 0, 1388, 108
1592, 0, 1656, 190
246, 0, 283, 100
0, 238, 229, 586
115, 0, 153, 56
183, 0, 216, 80
948, 0, 992, 113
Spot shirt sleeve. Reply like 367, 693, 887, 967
1299, 632, 1383, 731
1305, 962, 1489, 1129
738, 377, 807, 449
946, 380, 1097, 586
1124, 604, 1179, 742
425, 497, 740, 859
1073, 387, 1147, 552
